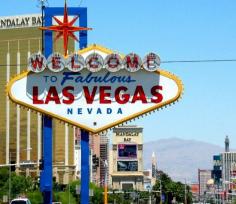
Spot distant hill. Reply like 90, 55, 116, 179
143, 138, 224, 183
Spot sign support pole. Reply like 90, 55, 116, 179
40, 116, 53, 204
41, 5, 88, 204
40, 5, 53, 204
80, 129, 90, 204
79, 9, 89, 204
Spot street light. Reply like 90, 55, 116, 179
184, 179, 187, 204
160, 179, 162, 204
100, 159, 108, 204
104, 160, 108, 204
9, 152, 13, 204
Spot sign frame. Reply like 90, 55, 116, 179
6, 56, 183, 133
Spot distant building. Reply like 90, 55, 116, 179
99, 133, 109, 187
152, 152, 157, 178
74, 131, 109, 187
225, 135, 230, 152
191, 183, 200, 200
212, 154, 222, 185
110, 125, 144, 191
90, 133, 101, 185
151, 152, 157, 186
221, 152, 236, 191
220, 136, 236, 191
143, 170, 152, 190
198, 169, 212, 196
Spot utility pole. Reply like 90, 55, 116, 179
38, 0, 47, 52
160, 180, 162, 204
184, 179, 187, 204
104, 160, 108, 204
149, 189, 152, 204
9, 152, 11, 204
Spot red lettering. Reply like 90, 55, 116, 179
33, 86, 44, 104
62, 86, 75, 104
52, 56, 61, 69
31, 57, 44, 70
126, 55, 139, 68
45, 86, 60, 104
83, 86, 97, 104
131, 85, 147, 103
71, 56, 80, 69
151, 85, 163, 103
147, 54, 156, 68
88, 56, 99, 68
115, 86, 130, 104
107, 55, 120, 68
100, 86, 111, 104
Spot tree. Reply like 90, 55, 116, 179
6, 173, 33, 198
153, 172, 192, 204
66, 179, 104, 203
0, 167, 9, 199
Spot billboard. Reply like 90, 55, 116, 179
117, 161, 138, 171
118, 144, 137, 158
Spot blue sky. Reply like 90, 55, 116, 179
2, 0, 236, 147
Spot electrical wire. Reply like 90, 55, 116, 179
162, 59, 236, 64
78, 0, 84, 7
1, 58, 236, 67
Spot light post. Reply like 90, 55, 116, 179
148, 188, 152, 204
160, 179, 162, 204
64, 168, 75, 204
98, 158, 108, 204
184, 179, 187, 204
9, 152, 12, 204
104, 160, 108, 204
8, 151, 16, 203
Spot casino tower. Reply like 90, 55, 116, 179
0, 14, 75, 183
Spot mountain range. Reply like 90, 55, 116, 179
143, 138, 224, 183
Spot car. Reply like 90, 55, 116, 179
10, 198, 31, 204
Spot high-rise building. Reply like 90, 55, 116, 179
100, 133, 109, 187
198, 169, 212, 196
74, 131, 109, 187
220, 136, 236, 191
151, 152, 157, 186
110, 125, 144, 191
152, 152, 157, 178
225, 135, 230, 152
90, 133, 101, 185
0, 14, 75, 183
221, 152, 236, 191
212, 154, 222, 185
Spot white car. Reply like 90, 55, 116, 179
10, 198, 31, 204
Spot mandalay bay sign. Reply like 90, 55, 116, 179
7, 45, 183, 133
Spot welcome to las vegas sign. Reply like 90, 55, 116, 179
7, 44, 183, 133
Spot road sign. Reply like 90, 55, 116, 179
3, 195, 8, 203
76, 185, 80, 194
20, 161, 35, 169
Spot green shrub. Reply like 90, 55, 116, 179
54, 191, 76, 204
26, 191, 43, 204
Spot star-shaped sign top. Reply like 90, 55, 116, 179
40, 1, 92, 56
